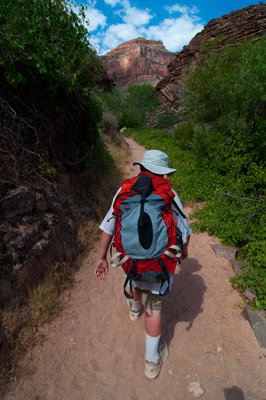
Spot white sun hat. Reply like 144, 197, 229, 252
133, 150, 176, 176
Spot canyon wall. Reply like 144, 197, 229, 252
101, 38, 176, 87
156, 4, 266, 106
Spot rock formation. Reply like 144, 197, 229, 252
101, 38, 176, 87
0, 179, 94, 306
156, 4, 266, 106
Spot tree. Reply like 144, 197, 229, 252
0, 0, 103, 93
181, 36, 266, 185
0, 0, 108, 179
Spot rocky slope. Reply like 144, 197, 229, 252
156, 4, 266, 106
101, 38, 176, 87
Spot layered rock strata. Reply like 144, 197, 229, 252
102, 38, 176, 87
156, 4, 266, 106
0, 181, 94, 306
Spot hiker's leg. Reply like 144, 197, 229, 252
126, 287, 142, 301
144, 307, 162, 337
126, 287, 142, 321
143, 292, 163, 362
145, 307, 162, 362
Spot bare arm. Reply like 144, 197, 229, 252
94, 231, 113, 280
180, 234, 190, 260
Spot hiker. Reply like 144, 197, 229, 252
94, 149, 191, 379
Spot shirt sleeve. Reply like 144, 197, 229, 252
172, 189, 192, 244
99, 188, 121, 236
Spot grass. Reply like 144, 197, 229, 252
0, 133, 130, 396
1, 262, 72, 392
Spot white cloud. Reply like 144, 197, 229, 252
102, 23, 139, 49
165, 3, 199, 15
120, 7, 153, 26
104, 0, 121, 6
143, 15, 203, 52
84, 7, 107, 31
89, 0, 203, 54
103, 0, 130, 7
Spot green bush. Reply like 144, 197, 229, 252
173, 121, 194, 150
179, 36, 266, 309
0, 0, 110, 181
101, 84, 159, 126
0, 0, 103, 93
118, 109, 142, 128
101, 89, 124, 115
126, 84, 159, 118
182, 36, 266, 172
155, 113, 178, 130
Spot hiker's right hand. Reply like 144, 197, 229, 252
94, 259, 109, 280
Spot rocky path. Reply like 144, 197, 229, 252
4, 138, 266, 400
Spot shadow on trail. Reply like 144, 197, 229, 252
162, 258, 207, 345
223, 386, 245, 400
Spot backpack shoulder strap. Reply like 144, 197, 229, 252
173, 199, 186, 219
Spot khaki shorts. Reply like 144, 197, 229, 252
134, 287, 163, 311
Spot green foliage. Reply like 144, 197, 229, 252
0, 0, 109, 180
101, 88, 124, 115
38, 158, 58, 178
118, 109, 142, 128
182, 36, 266, 173
0, 0, 103, 93
178, 36, 266, 309
84, 140, 114, 176
155, 114, 178, 130
125, 84, 160, 121
101, 84, 159, 127
173, 122, 194, 150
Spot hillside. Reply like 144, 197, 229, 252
101, 38, 176, 87
156, 4, 266, 105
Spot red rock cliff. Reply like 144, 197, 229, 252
156, 4, 266, 106
101, 38, 176, 87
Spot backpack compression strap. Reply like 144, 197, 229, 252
157, 256, 171, 296
123, 258, 171, 299
123, 260, 137, 299
110, 244, 181, 269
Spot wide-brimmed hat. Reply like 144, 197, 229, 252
133, 150, 176, 176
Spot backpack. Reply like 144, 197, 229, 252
110, 172, 185, 299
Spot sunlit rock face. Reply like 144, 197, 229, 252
156, 4, 266, 106
101, 38, 176, 87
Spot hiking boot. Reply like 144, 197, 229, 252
145, 338, 168, 379
127, 299, 142, 321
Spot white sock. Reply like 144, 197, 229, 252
145, 333, 161, 363
130, 299, 142, 312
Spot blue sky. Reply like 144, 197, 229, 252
74, 1, 259, 55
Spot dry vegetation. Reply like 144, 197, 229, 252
0, 131, 130, 396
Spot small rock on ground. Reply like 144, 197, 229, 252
188, 381, 205, 398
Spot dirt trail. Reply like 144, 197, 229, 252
5, 138, 266, 400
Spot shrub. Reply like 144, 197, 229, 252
0, 0, 103, 93
118, 109, 142, 128
101, 88, 124, 116
179, 36, 266, 309
101, 84, 160, 126
155, 113, 178, 130
0, 0, 109, 181
173, 121, 194, 150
